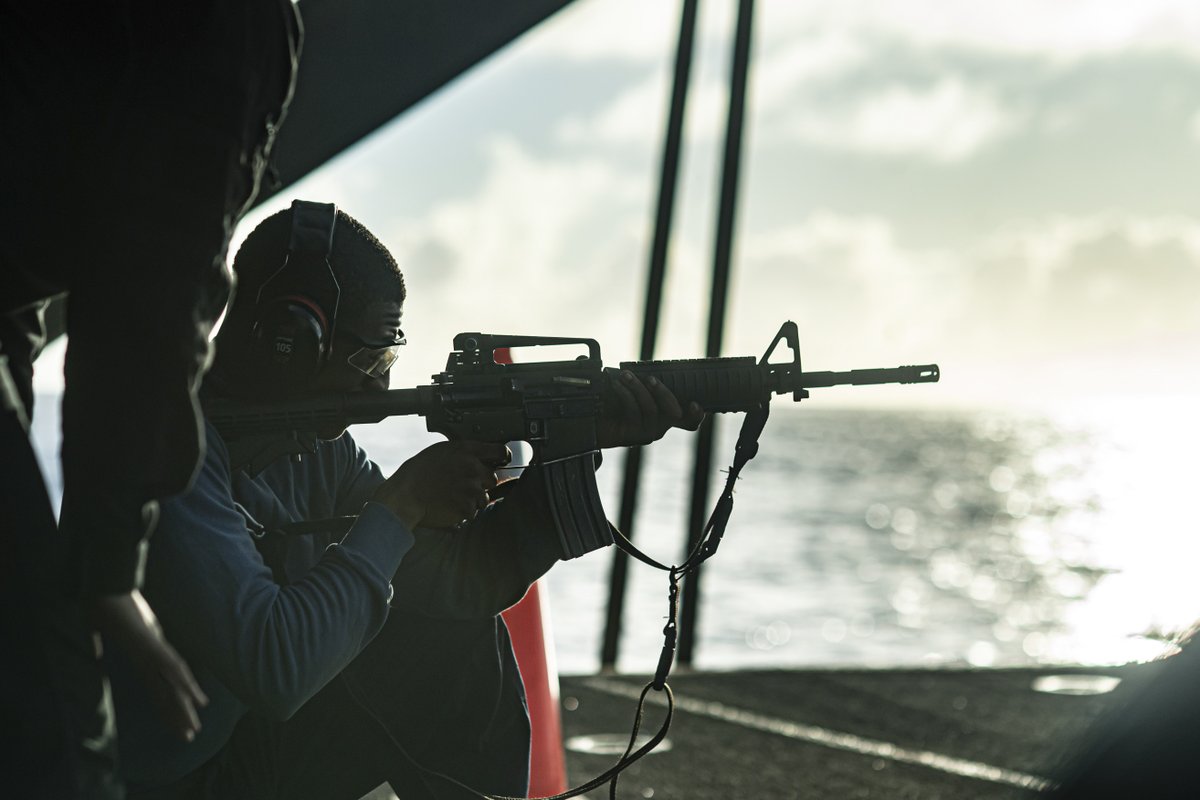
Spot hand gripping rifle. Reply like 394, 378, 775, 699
206, 321, 938, 561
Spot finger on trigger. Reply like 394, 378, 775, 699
459, 439, 499, 459
479, 443, 511, 469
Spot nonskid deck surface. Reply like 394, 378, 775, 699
557, 663, 1161, 800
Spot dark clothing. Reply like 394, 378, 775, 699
0, 367, 120, 800
124, 622, 532, 800
1, 0, 300, 596
110, 423, 561, 798
124, 663, 529, 800
0, 1, 300, 797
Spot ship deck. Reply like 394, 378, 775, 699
556, 661, 1160, 799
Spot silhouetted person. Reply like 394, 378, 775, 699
0, 3, 300, 797
104, 202, 703, 799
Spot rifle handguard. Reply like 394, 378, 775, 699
621, 356, 769, 412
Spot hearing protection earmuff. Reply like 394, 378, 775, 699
250, 200, 342, 389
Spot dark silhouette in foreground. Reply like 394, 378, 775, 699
0, 3, 299, 796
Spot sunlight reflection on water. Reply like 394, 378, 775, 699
534, 401, 1200, 673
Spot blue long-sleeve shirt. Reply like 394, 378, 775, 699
107, 422, 562, 787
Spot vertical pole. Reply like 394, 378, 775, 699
678, 0, 755, 667
600, 0, 701, 669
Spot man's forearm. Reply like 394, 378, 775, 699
388, 474, 564, 619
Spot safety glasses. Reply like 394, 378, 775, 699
346, 332, 406, 378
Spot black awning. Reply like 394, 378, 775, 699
266, 0, 577, 201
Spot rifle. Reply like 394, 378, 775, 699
207, 321, 938, 560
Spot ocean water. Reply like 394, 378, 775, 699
30, 395, 1200, 675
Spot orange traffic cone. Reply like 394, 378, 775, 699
503, 581, 568, 796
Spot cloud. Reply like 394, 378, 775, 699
354, 120, 1199, 399
523, 0, 677, 63
773, 0, 1200, 63
752, 32, 870, 104
557, 44, 1027, 163
555, 75, 673, 146
774, 76, 1026, 162
557, 31, 872, 150
556, 68, 737, 151
731, 214, 962, 363
725, 212, 1200, 404
530, 1, 1200, 66
370, 136, 653, 375
542, 0, 1197, 164
971, 215, 1200, 347
550, 19, 1032, 162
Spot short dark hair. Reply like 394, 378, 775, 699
210, 205, 405, 391
226, 206, 404, 330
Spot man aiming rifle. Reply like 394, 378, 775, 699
105, 200, 703, 800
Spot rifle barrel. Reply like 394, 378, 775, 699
789, 364, 939, 390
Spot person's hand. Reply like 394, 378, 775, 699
597, 369, 705, 448
89, 590, 208, 742
372, 440, 511, 529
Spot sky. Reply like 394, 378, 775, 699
224, 0, 1200, 414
